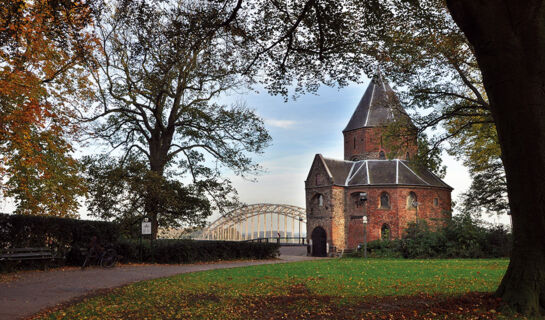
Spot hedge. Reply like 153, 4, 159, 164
0, 214, 280, 268
0, 214, 119, 254
112, 239, 280, 264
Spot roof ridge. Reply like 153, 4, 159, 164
399, 161, 429, 185
363, 84, 375, 127
318, 154, 334, 179
321, 157, 354, 163
346, 162, 366, 185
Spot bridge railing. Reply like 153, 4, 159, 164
244, 237, 308, 246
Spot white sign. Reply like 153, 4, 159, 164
142, 221, 152, 235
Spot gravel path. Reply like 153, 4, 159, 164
0, 252, 319, 320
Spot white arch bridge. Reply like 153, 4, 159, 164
196, 204, 307, 244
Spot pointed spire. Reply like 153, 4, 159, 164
343, 73, 409, 132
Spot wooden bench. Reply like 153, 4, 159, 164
0, 247, 55, 270
340, 249, 355, 257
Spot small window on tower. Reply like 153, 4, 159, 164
406, 152, 410, 160
379, 150, 386, 160
433, 198, 439, 206
380, 192, 390, 209
354, 137, 356, 149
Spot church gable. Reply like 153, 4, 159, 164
305, 154, 333, 188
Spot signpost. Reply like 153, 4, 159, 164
142, 220, 152, 235
141, 218, 153, 262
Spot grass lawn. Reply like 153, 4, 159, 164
32, 258, 520, 320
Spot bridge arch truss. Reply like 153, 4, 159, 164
200, 203, 306, 241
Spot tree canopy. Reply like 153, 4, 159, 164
0, 0, 96, 216
84, 0, 271, 234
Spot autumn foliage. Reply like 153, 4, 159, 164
0, 0, 96, 216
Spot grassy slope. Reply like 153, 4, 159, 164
35, 259, 511, 320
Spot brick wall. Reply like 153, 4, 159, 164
337, 186, 451, 249
344, 127, 417, 161
330, 186, 346, 250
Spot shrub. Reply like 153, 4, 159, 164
114, 239, 280, 264
0, 214, 119, 253
351, 215, 511, 259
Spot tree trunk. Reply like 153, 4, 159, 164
146, 128, 173, 239
447, 0, 545, 315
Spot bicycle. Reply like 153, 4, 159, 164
81, 243, 118, 269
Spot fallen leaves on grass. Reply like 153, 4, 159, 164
28, 259, 516, 319
30, 284, 517, 320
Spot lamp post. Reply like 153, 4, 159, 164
362, 215, 368, 259
299, 218, 303, 244
359, 192, 368, 259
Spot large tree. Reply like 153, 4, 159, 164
0, 0, 95, 216
86, 1, 271, 236
446, 0, 545, 315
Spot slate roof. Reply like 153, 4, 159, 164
343, 75, 413, 132
317, 155, 452, 189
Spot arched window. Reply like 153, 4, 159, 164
381, 224, 390, 240
380, 192, 390, 209
379, 150, 386, 160
406, 152, 410, 160
407, 192, 417, 209
433, 198, 439, 206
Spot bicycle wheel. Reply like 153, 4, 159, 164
100, 249, 118, 268
81, 255, 90, 270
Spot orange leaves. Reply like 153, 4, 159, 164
0, 0, 96, 216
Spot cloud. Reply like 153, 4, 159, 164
265, 119, 297, 129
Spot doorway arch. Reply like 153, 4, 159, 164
311, 226, 327, 257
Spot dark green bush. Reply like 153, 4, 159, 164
0, 214, 119, 253
1, 214, 280, 270
365, 239, 403, 258
114, 239, 280, 264
352, 214, 511, 259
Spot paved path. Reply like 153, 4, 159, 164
0, 253, 319, 320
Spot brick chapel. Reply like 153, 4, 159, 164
305, 75, 453, 256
